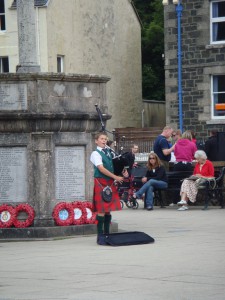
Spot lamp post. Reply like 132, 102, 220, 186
163, 0, 183, 131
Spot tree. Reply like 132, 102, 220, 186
133, 0, 165, 101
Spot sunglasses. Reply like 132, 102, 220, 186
149, 157, 156, 160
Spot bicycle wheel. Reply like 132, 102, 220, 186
132, 201, 139, 209
120, 200, 124, 209
125, 200, 134, 208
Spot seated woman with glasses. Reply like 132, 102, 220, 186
132, 152, 168, 210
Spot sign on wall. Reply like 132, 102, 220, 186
0, 83, 27, 110
55, 146, 85, 201
0, 147, 28, 202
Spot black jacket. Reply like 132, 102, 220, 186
204, 136, 219, 161
145, 166, 168, 183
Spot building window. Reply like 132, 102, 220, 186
211, 1, 225, 43
0, 0, 6, 31
57, 56, 64, 73
0, 56, 9, 72
211, 75, 225, 118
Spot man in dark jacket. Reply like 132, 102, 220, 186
125, 144, 139, 175
204, 129, 219, 161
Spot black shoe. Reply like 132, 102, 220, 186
146, 206, 153, 211
97, 234, 107, 245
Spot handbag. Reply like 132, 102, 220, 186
195, 177, 216, 190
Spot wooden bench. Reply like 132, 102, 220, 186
131, 166, 225, 209
157, 169, 225, 209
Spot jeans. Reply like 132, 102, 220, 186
136, 179, 168, 207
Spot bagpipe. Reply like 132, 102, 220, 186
95, 104, 129, 175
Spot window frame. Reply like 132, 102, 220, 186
57, 55, 64, 73
211, 75, 225, 119
210, 0, 225, 44
0, 56, 9, 73
0, 0, 6, 31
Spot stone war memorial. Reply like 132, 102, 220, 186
0, 0, 113, 238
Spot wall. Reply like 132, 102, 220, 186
45, 0, 142, 132
143, 100, 166, 127
164, 0, 225, 138
1, 0, 142, 132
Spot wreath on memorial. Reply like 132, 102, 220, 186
13, 204, 35, 228
52, 202, 74, 226
71, 201, 86, 225
0, 204, 16, 228
83, 201, 97, 224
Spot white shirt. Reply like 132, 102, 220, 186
90, 146, 105, 167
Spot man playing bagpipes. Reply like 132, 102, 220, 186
90, 132, 128, 245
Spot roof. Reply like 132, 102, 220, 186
130, 0, 143, 28
11, 0, 49, 8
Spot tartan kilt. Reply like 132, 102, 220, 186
93, 178, 122, 213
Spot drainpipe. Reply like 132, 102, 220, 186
163, 0, 183, 131
175, 1, 183, 132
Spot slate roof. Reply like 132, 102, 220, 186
11, 0, 49, 8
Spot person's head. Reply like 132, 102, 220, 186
210, 129, 218, 137
95, 132, 108, 148
172, 129, 182, 141
190, 130, 196, 139
131, 144, 139, 154
162, 126, 174, 138
194, 150, 207, 164
147, 151, 162, 170
107, 140, 115, 149
182, 130, 192, 141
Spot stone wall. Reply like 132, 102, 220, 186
164, 0, 225, 138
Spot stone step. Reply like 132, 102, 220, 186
0, 222, 118, 241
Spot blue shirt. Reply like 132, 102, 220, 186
153, 135, 171, 162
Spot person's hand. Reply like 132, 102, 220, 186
142, 177, 147, 183
115, 175, 124, 184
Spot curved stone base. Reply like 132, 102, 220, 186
0, 222, 118, 241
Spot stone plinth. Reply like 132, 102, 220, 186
0, 73, 111, 227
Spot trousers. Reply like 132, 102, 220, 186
136, 179, 168, 207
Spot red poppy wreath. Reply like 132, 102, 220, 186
83, 201, 97, 224
13, 204, 35, 228
52, 202, 74, 226
71, 201, 86, 225
0, 204, 16, 228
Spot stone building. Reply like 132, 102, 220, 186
0, 0, 142, 131
164, 0, 225, 138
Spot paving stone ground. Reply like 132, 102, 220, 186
1, 201, 225, 300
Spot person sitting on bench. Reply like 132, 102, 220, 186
177, 150, 214, 211
132, 152, 168, 210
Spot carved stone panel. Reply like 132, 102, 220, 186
0, 147, 27, 202
55, 146, 85, 201
0, 83, 27, 110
